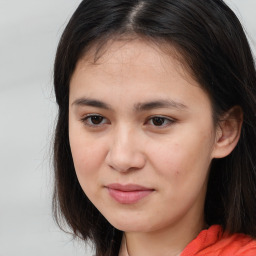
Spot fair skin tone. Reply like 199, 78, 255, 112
69, 39, 242, 256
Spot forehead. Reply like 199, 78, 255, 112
70, 39, 212, 115
76, 38, 193, 81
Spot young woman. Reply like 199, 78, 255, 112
52, 0, 256, 255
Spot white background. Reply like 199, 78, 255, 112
0, 1, 255, 255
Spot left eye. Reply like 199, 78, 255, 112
147, 116, 174, 127
81, 114, 108, 126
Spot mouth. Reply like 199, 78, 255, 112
105, 183, 155, 204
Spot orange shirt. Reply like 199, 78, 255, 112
181, 225, 256, 256
119, 225, 256, 255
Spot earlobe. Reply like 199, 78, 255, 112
212, 106, 243, 159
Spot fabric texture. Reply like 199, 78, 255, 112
181, 225, 256, 256
118, 225, 256, 256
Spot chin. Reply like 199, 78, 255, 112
105, 214, 158, 233
112, 222, 151, 233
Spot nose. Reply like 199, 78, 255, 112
105, 126, 146, 172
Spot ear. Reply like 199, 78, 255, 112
212, 106, 243, 159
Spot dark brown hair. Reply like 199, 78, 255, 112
53, 0, 256, 255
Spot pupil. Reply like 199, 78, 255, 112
91, 116, 103, 124
153, 117, 164, 126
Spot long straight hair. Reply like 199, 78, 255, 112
53, 0, 256, 255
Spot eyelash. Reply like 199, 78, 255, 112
81, 114, 175, 128
81, 114, 109, 127
146, 116, 175, 127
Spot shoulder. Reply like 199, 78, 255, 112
210, 231, 256, 256
181, 225, 256, 256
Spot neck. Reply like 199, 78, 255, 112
124, 213, 206, 256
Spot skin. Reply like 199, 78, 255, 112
68, 39, 241, 256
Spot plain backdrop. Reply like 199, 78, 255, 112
0, 1, 255, 255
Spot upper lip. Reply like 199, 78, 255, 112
106, 183, 154, 192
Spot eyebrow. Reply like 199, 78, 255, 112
134, 100, 188, 111
71, 97, 188, 111
72, 98, 112, 110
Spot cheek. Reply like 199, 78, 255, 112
149, 143, 190, 181
69, 138, 106, 202
71, 140, 103, 175
69, 124, 106, 187
148, 128, 214, 179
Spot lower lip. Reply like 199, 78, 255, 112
107, 188, 154, 204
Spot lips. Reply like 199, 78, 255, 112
106, 183, 154, 204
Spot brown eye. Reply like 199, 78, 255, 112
81, 114, 108, 127
90, 116, 104, 125
146, 116, 175, 128
152, 117, 165, 126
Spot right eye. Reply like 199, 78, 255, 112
81, 114, 109, 127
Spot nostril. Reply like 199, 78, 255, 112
105, 147, 146, 173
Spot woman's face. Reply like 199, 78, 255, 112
69, 39, 218, 233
